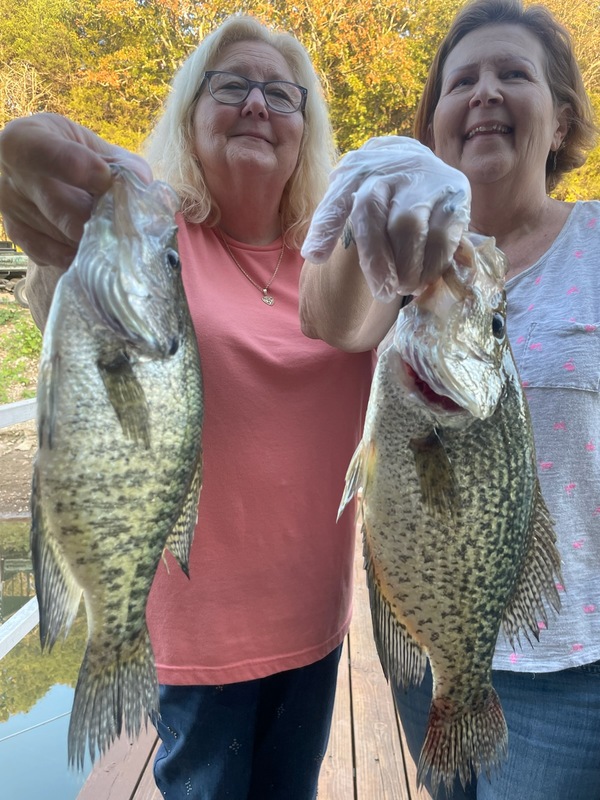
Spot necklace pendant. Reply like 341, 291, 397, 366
218, 229, 283, 306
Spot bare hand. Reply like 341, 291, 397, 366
0, 113, 152, 269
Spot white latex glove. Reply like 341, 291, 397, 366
301, 136, 471, 301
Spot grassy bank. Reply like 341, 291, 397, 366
0, 294, 41, 404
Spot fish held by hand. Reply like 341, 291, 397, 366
340, 233, 562, 793
30, 165, 204, 768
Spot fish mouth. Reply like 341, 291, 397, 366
404, 362, 463, 413
465, 123, 512, 140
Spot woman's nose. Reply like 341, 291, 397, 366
241, 87, 269, 117
468, 76, 503, 108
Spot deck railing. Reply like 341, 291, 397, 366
0, 397, 36, 428
0, 397, 39, 660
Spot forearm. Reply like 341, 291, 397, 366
299, 239, 403, 352
26, 262, 66, 332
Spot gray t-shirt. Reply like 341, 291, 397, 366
493, 200, 600, 671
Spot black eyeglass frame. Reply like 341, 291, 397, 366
202, 71, 308, 114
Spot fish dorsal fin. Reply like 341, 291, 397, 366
500, 480, 562, 647
97, 352, 151, 448
36, 281, 70, 451
164, 448, 203, 576
362, 523, 427, 688
337, 439, 376, 522
30, 466, 82, 650
409, 428, 458, 519
37, 350, 60, 450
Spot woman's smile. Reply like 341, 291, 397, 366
465, 122, 512, 140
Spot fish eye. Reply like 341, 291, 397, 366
165, 249, 181, 273
492, 312, 505, 339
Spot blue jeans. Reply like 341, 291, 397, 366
153, 643, 343, 800
393, 660, 600, 800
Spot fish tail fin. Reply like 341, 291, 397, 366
31, 468, 82, 650
337, 439, 375, 522
68, 627, 159, 769
501, 482, 562, 647
417, 688, 507, 794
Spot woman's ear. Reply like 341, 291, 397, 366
552, 104, 571, 152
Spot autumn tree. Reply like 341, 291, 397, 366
0, 0, 84, 117
0, 0, 598, 195
533, 0, 600, 200
0, 63, 55, 129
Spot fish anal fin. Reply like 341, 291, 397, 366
501, 481, 562, 648
97, 352, 151, 448
417, 687, 507, 793
31, 466, 82, 650
409, 429, 457, 519
363, 524, 427, 688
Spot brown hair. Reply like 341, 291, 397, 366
413, 0, 598, 191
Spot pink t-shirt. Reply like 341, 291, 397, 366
146, 217, 373, 684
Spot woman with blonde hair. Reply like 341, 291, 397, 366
0, 14, 372, 799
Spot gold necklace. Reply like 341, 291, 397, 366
219, 230, 285, 306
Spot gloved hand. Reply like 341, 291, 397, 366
301, 136, 471, 302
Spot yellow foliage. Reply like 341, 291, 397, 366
0, 0, 598, 194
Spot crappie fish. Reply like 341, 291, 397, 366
339, 233, 561, 792
30, 165, 203, 768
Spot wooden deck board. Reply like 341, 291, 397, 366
398, 716, 432, 800
78, 527, 431, 799
129, 740, 161, 800
78, 725, 158, 800
349, 535, 412, 800
314, 637, 355, 799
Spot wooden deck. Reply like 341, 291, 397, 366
78, 530, 432, 800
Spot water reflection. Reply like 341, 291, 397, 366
0, 684, 91, 799
0, 517, 33, 624
0, 517, 92, 798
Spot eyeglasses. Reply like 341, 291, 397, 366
203, 71, 307, 114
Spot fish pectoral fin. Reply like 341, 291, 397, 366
409, 429, 458, 519
500, 480, 562, 647
97, 352, 151, 448
31, 466, 82, 650
165, 449, 203, 577
337, 439, 376, 522
363, 525, 427, 688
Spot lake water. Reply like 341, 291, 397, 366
0, 683, 91, 799
0, 519, 92, 799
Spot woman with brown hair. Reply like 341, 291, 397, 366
300, 1, 600, 797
